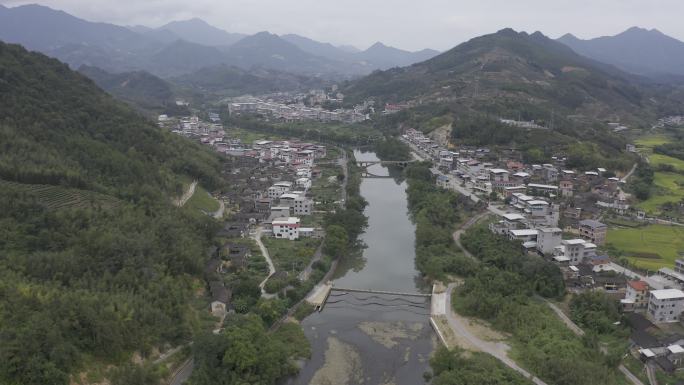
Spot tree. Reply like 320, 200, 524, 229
323, 225, 349, 258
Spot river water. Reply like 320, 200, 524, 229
287, 151, 434, 385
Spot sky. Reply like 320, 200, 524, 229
1, 0, 683, 51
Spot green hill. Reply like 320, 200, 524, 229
78, 65, 177, 113
0, 41, 221, 198
0, 41, 224, 385
346, 29, 655, 119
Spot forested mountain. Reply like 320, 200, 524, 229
558, 27, 684, 78
346, 29, 684, 124
78, 65, 177, 112
171, 64, 328, 96
156, 18, 246, 46
0, 41, 224, 385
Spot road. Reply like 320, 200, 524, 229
621, 162, 638, 183
541, 298, 645, 385
169, 358, 193, 385
252, 226, 276, 297
452, 211, 490, 258
175, 180, 197, 207
299, 241, 323, 281
445, 283, 549, 385
212, 199, 225, 219
339, 149, 348, 204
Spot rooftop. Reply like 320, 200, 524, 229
651, 289, 684, 300
502, 213, 526, 221
563, 239, 586, 245
489, 168, 509, 174
272, 217, 300, 225
510, 229, 538, 237
579, 219, 607, 229
628, 280, 649, 291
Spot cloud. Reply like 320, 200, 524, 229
1, 0, 683, 50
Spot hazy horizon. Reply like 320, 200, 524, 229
1, 0, 683, 51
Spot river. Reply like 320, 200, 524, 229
287, 150, 434, 385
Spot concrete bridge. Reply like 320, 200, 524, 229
356, 160, 416, 168
357, 160, 416, 178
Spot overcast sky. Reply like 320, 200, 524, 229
2, 0, 682, 51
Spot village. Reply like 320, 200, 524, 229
158, 112, 349, 328
226, 87, 371, 123
403, 127, 684, 376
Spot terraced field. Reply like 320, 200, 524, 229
1, 179, 123, 210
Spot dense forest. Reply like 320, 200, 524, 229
0, 42, 222, 199
0, 42, 229, 384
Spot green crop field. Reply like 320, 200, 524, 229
649, 153, 684, 172
633, 134, 684, 214
635, 135, 670, 150
636, 172, 684, 213
0, 179, 122, 210
607, 225, 684, 270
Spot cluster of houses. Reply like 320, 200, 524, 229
618, 260, 684, 374
199, 137, 333, 318
227, 94, 369, 123
219, 139, 329, 240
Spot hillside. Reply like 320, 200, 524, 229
0, 41, 226, 385
171, 64, 328, 96
78, 65, 176, 112
558, 27, 684, 78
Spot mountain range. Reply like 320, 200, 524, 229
557, 27, 684, 79
0, 4, 438, 78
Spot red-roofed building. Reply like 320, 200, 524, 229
622, 280, 650, 312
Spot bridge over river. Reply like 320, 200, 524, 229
356, 159, 416, 178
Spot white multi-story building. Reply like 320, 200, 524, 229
648, 289, 684, 323
553, 239, 597, 265
272, 217, 301, 240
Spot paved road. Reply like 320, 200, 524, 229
252, 227, 276, 297
175, 180, 197, 207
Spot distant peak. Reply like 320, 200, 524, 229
622, 26, 664, 36
369, 41, 387, 49
252, 31, 277, 37
496, 28, 519, 36
559, 33, 580, 41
